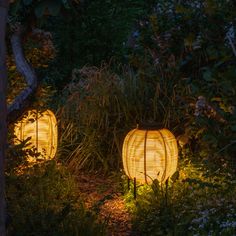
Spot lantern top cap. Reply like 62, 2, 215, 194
137, 121, 163, 130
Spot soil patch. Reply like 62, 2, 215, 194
76, 172, 136, 236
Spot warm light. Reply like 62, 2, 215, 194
122, 128, 178, 184
14, 109, 58, 161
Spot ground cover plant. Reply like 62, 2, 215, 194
6, 160, 106, 236
123, 156, 236, 235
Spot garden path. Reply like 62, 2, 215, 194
76, 172, 138, 236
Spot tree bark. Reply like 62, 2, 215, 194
7, 25, 38, 124
0, 1, 9, 235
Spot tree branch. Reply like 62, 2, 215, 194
226, 34, 236, 57
7, 25, 38, 124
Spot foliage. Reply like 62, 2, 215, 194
6, 0, 236, 234
6, 161, 106, 236
9, 0, 71, 24
56, 0, 236, 173
128, 0, 236, 166
45, 0, 156, 89
123, 157, 236, 235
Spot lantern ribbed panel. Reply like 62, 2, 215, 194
14, 109, 58, 161
122, 128, 178, 184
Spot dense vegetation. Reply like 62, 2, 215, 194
5, 0, 236, 235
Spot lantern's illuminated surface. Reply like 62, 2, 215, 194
14, 109, 58, 161
122, 128, 178, 184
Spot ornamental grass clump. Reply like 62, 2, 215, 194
58, 65, 126, 172
58, 62, 179, 173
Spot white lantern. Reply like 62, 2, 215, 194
122, 128, 178, 184
14, 109, 58, 162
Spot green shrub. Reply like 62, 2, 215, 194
124, 158, 236, 235
6, 161, 106, 236
127, 0, 236, 167
44, 0, 155, 90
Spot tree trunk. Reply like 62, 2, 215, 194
7, 25, 38, 124
0, 1, 9, 235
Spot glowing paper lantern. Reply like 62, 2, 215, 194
122, 128, 178, 184
14, 109, 58, 161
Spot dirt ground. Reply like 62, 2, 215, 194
75, 172, 137, 236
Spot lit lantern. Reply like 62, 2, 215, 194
122, 127, 178, 184
14, 109, 58, 161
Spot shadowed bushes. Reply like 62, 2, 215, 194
6, 161, 106, 236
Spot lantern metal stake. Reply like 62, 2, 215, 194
36, 111, 39, 153
126, 177, 137, 199
134, 177, 136, 199
128, 178, 130, 190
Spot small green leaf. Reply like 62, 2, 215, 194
23, 0, 32, 5
190, 83, 199, 93
203, 69, 213, 81
202, 134, 217, 144
211, 97, 222, 102
34, 0, 61, 18
35, 1, 47, 18
47, 1, 61, 16
184, 34, 195, 47
175, 5, 188, 14
230, 125, 236, 131
206, 47, 218, 60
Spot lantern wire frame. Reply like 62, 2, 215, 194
122, 128, 178, 197
14, 109, 58, 162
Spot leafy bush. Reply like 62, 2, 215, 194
124, 158, 236, 235
128, 0, 236, 167
45, 0, 156, 89
6, 161, 106, 236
